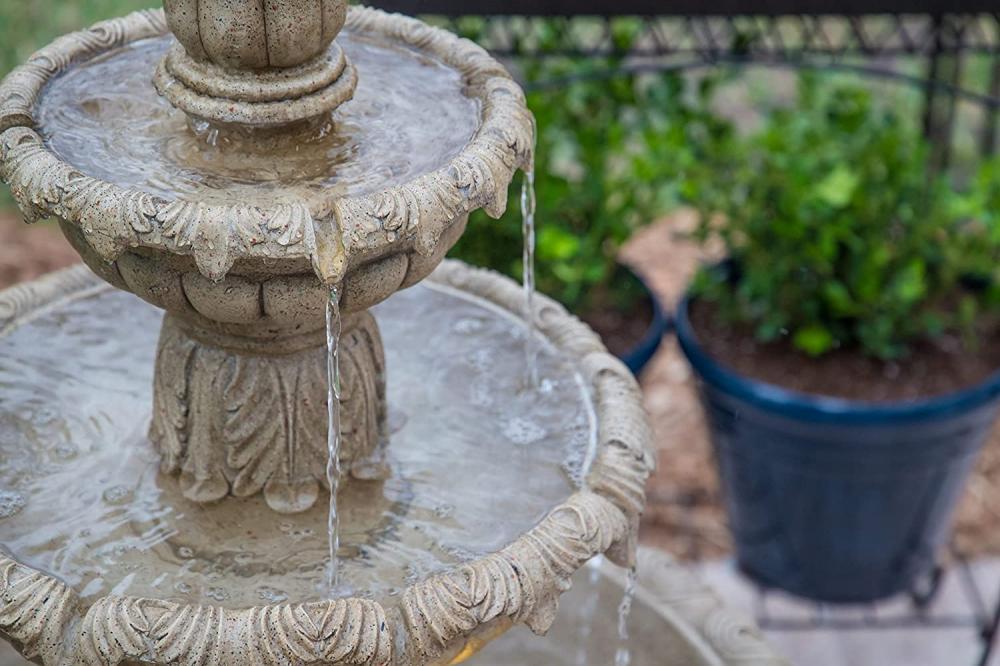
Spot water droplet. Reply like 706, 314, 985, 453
174, 581, 193, 594
468, 349, 493, 372
102, 485, 133, 505
0, 490, 26, 519
452, 317, 484, 334
206, 587, 229, 602
502, 417, 546, 445
177, 546, 194, 558
470, 382, 492, 408
258, 586, 288, 603
434, 504, 454, 519
54, 444, 78, 460
33, 407, 58, 424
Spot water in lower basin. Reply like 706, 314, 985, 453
34, 32, 479, 206
0, 281, 595, 609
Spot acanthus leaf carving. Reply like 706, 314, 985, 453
270, 202, 316, 250
61, 176, 159, 262
0, 128, 65, 224
372, 186, 421, 235
150, 311, 386, 514
76, 595, 393, 666
0, 554, 79, 666
229, 204, 267, 248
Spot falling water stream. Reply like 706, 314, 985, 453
325, 287, 343, 592
614, 567, 638, 666
518, 148, 640, 664
521, 166, 538, 387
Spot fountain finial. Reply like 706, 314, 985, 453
154, 0, 357, 128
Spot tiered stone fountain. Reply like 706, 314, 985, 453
0, 2, 785, 664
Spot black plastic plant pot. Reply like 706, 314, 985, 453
675, 294, 1000, 603
618, 266, 669, 376
576, 263, 669, 375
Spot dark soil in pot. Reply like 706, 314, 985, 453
580, 264, 667, 375
689, 299, 1000, 402
582, 297, 654, 357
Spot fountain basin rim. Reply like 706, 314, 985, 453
0, 259, 652, 666
0, 6, 534, 284
595, 548, 788, 666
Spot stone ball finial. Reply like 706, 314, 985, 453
164, 0, 346, 70
156, 0, 356, 128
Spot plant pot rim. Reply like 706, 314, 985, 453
617, 264, 670, 376
675, 289, 1000, 425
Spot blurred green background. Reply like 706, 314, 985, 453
0, 1, 150, 213
0, 1, 149, 74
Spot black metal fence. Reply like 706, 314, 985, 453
373, 1, 1000, 168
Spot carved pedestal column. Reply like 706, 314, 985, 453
150, 310, 387, 514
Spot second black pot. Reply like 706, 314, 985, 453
675, 294, 1000, 603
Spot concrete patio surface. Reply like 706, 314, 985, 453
697, 558, 1000, 666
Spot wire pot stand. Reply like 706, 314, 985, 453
744, 546, 1000, 666
369, 1, 1000, 662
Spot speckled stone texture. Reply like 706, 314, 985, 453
157, 0, 357, 126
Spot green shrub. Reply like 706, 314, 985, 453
452, 68, 659, 312
688, 73, 1000, 360
450, 20, 733, 314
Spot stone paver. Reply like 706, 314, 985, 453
697, 558, 1000, 666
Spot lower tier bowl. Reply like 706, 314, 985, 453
0, 260, 652, 665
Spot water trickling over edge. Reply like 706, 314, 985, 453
614, 567, 639, 666
325, 287, 343, 592
521, 166, 538, 388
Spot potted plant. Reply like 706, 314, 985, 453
450, 54, 735, 372
676, 75, 1000, 602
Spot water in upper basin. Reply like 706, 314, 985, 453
34, 32, 480, 205
0, 280, 594, 609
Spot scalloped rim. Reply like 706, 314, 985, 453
0, 7, 534, 284
0, 260, 652, 666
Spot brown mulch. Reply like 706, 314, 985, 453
0, 213, 79, 286
626, 209, 1000, 561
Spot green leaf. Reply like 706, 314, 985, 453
814, 165, 860, 208
793, 325, 834, 356
891, 259, 926, 305
822, 281, 856, 316
537, 226, 580, 261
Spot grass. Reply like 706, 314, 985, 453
0, 1, 152, 78
0, 1, 152, 213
